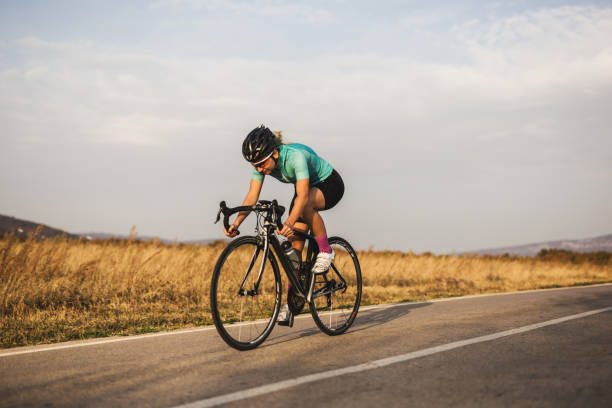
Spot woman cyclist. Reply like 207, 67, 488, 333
223, 125, 345, 327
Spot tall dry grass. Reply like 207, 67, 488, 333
1, 231, 610, 348
1, 232, 224, 348
357, 249, 611, 304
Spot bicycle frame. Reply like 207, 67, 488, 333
217, 200, 348, 304
239, 220, 313, 301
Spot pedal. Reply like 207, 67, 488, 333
277, 311, 294, 327
288, 286, 305, 315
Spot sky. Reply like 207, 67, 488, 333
1, 0, 611, 253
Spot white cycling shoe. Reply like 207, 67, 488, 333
311, 250, 335, 274
277, 304, 294, 327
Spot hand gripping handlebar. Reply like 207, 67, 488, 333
214, 200, 286, 234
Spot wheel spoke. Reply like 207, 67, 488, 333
211, 236, 281, 350
309, 237, 362, 335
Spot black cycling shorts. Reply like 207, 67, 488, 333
289, 169, 344, 221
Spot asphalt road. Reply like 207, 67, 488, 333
1, 284, 611, 408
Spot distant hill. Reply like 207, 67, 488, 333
471, 233, 612, 257
5, 213, 609, 254
0, 214, 80, 240
78, 232, 175, 243
1, 214, 217, 245
79, 232, 218, 245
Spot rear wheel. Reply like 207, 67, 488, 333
210, 236, 281, 350
309, 237, 362, 335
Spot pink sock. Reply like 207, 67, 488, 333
315, 235, 332, 253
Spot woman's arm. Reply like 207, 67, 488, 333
224, 179, 263, 236
287, 178, 309, 226
278, 178, 309, 237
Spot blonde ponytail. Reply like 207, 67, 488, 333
272, 131, 284, 145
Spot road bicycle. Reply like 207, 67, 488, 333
211, 200, 362, 350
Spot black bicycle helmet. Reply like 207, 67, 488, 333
242, 125, 277, 164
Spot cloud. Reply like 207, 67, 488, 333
2, 5, 612, 157
92, 114, 205, 146
2, 3, 612, 251
453, 6, 612, 65
14, 36, 94, 54
149, 0, 334, 23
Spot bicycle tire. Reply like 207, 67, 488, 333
210, 236, 282, 350
309, 236, 362, 335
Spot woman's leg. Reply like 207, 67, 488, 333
279, 190, 326, 327
290, 169, 344, 254
279, 187, 334, 325
290, 186, 327, 250
302, 187, 336, 275
290, 223, 308, 253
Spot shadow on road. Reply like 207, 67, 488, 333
265, 301, 432, 348
348, 302, 432, 334
261, 323, 322, 348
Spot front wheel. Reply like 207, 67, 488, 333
309, 237, 362, 335
210, 236, 282, 350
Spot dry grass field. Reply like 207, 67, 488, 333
1, 231, 611, 348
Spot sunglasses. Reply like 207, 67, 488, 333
253, 154, 275, 169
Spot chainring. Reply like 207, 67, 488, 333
287, 285, 305, 315
287, 266, 309, 315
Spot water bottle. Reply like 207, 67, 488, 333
281, 241, 301, 272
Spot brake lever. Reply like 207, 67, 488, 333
214, 207, 222, 224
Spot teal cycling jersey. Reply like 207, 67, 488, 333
251, 143, 333, 186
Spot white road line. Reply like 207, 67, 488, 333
1, 282, 610, 358
356, 282, 612, 312
174, 306, 612, 408
0, 326, 215, 358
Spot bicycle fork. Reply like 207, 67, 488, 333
238, 233, 269, 297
